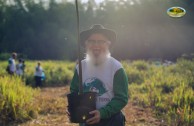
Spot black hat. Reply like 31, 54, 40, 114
80, 24, 117, 46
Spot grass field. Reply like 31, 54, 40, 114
0, 60, 75, 86
0, 59, 194, 125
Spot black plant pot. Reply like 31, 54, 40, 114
67, 92, 97, 123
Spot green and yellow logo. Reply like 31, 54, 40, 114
167, 7, 186, 18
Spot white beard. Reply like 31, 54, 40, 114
86, 50, 110, 66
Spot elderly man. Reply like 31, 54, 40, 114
70, 24, 128, 126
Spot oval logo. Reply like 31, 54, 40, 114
167, 7, 186, 18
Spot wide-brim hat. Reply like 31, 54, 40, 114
80, 24, 117, 46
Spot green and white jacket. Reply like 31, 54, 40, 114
70, 57, 129, 119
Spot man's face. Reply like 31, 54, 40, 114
85, 33, 111, 65
85, 33, 110, 58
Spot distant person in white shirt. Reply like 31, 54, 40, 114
34, 62, 43, 87
7, 52, 17, 75
16, 59, 24, 76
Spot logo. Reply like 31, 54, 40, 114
83, 77, 107, 96
167, 7, 186, 18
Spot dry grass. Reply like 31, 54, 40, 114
16, 86, 165, 126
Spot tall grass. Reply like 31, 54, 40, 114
1, 59, 194, 125
0, 60, 75, 86
127, 59, 194, 125
0, 76, 39, 123
0, 61, 8, 77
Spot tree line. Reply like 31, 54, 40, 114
0, 0, 194, 61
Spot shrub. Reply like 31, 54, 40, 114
123, 61, 147, 85
0, 53, 10, 61
132, 60, 149, 71
0, 76, 39, 123
161, 84, 174, 94
126, 68, 144, 84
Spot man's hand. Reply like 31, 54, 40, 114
86, 110, 101, 125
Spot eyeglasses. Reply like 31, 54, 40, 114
86, 40, 109, 45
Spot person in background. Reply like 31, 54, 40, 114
16, 58, 24, 76
7, 52, 17, 75
34, 62, 43, 87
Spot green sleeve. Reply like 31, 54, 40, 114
99, 68, 129, 119
70, 69, 79, 93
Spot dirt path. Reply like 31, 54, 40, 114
17, 86, 166, 126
